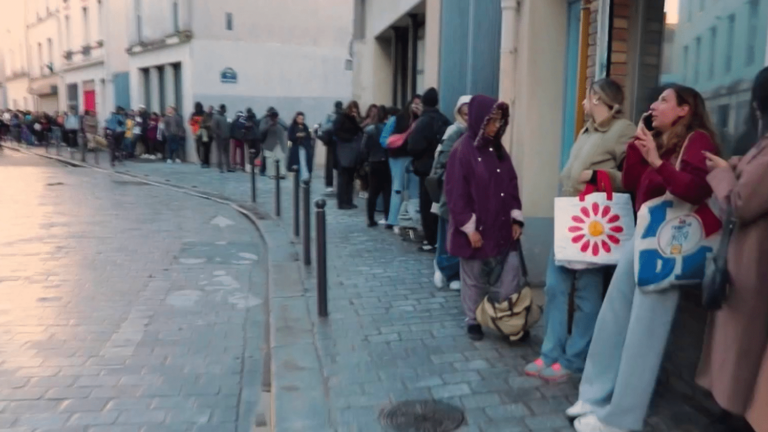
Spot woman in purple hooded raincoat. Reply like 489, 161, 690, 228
445, 95, 524, 341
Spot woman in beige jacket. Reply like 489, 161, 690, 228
524, 78, 636, 382
698, 67, 768, 432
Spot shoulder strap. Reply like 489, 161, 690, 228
675, 132, 696, 170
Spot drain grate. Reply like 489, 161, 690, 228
379, 400, 465, 432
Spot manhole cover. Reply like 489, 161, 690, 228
380, 400, 465, 432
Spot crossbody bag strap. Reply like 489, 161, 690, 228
674, 132, 697, 170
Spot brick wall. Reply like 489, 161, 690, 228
585, 0, 631, 102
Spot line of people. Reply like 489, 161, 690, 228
321, 69, 768, 431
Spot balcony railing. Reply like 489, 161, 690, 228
62, 43, 104, 67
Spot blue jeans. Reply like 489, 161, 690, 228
436, 217, 460, 282
540, 252, 604, 372
168, 135, 181, 160
387, 156, 412, 226
578, 238, 680, 431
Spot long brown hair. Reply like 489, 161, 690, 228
656, 84, 719, 156
344, 100, 360, 117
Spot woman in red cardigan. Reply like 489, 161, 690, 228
567, 85, 719, 432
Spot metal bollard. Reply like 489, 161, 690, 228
94, 146, 99, 165
81, 138, 86, 163
274, 159, 281, 217
293, 173, 301, 238
250, 149, 257, 203
302, 179, 311, 266
315, 199, 328, 317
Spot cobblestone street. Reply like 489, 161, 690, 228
1, 145, 725, 431
0, 150, 267, 432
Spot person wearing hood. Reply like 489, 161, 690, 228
259, 107, 289, 179
105, 107, 126, 167
430, 95, 471, 291
243, 108, 261, 171
445, 95, 524, 342
212, 104, 233, 173
332, 101, 364, 209
408, 88, 452, 252
190, 102, 210, 167
230, 111, 247, 171
287, 111, 314, 182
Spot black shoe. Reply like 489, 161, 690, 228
367, 221, 378, 228
351, 204, 359, 209
467, 324, 484, 341
384, 224, 394, 230
227, 169, 236, 173
338, 204, 354, 210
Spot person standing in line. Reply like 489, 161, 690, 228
83, 109, 99, 151
696, 66, 768, 432
407, 88, 452, 252
382, 95, 422, 230
147, 112, 160, 159
123, 111, 135, 158
360, 104, 379, 129
361, 105, 392, 226
287, 111, 314, 182
211, 104, 232, 173
567, 85, 719, 432
105, 107, 126, 167
136, 105, 149, 156
444, 95, 524, 342
259, 108, 289, 179
64, 108, 81, 149
332, 101, 363, 210
523, 79, 636, 383
189, 102, 209, 167
319, 101, 344, 194
230, 111, 247, 171
163, 105, 186, 164
430, 95, 471, 291
132, 108, 144, 156
243, 107, 261, 172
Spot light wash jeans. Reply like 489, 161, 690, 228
540, 253, 604, 372
298, 146, 310, 182
388, 156, 417, 226
578, 238, 680, 431
436, 217, 460, 283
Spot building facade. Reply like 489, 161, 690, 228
127, 0, 354, 160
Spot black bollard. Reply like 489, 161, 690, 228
302, 179, 311, 266
81, 134, 86, 162
250, 149, 257, 203
274, 159, 281, 217
315, 199, 328, 317
293, 173, 300, 238
94, 146, 99, 165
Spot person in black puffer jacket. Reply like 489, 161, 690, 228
407, 88, 451, 250
332, 101, 363, 209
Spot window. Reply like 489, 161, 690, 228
65, 15, 71, 50
746, 0, 760, 66
37, 43, 43, 75
173, 1, 179, 32
82, 7, 89, 45
226, 12, 233, 31
694, 36, 701, 84
47, 38, 53, 72
683, 45, 689, 83
708, 26, 717, 80
725, 14, 735, 74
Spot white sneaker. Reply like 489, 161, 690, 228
175, 159, 182, 164
378, 219, 387, 225
566, 401, 595, 419
393, 226, 401, 235
433, 260, 446, 289
573, 414, 627, 432
167, 159, 173, 164
449, 281, 461, 291
325, 187, 334, 194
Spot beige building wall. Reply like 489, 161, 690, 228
423, 0, 440, 89
508, 0, 569, 220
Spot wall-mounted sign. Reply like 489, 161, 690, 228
220, 67, 237, 84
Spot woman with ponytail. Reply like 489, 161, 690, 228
525, 78, 636, 383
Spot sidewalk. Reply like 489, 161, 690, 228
6, 143, 723, 432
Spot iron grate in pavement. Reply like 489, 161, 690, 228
379, 400, 465, 432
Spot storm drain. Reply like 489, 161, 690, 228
379, 400, 465, 432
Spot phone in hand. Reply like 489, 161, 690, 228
642, 112, 655, 132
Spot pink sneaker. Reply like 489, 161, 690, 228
540, 363, 572, 382
524, 358, 547, 377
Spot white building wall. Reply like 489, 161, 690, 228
364, 0, 422, 38
1, 2, 30, 111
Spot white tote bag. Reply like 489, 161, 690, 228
554, 171, 635, 269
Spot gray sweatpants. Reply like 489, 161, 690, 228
460, 252, 523, 325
